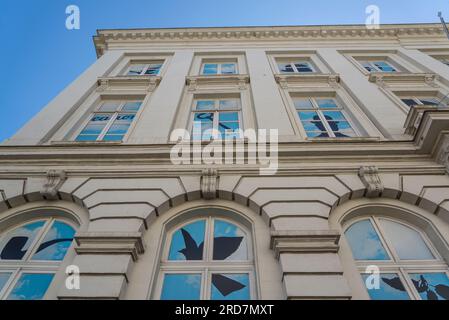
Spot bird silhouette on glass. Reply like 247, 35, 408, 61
1, 236, 73, 260
212, 274, 246, 297
178, 228, 243, 261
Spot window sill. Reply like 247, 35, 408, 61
49, 140, 123, 146
303, 136, 381, 142
97, 75, 162, 92
274, 73, 340, 88
368, 72, 438, 86
186, 74, 250, 91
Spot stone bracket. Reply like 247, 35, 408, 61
270, 230, 340, 259
201, 169, 218, 200
75, 232, 145, 262
436, 133, 449, 175
358, 166, 383, 198
40, 170, 67, 200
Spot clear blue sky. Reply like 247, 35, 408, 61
0, 0, 448, 143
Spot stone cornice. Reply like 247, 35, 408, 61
94, 24, 447, 57
186, 74, 250, 91
275, 73, 340, 89
97, 75, 162, 92
368, 72, 439, 87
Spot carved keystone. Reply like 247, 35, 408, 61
40, 170, 67, 200
358, 166, 383, 198
201, 169, 218, 200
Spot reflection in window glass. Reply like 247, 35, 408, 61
0, 273, 11, 292
410, 273, 449, 300
168, 220, 206, 261
213, 220, 247, 261
221, 63, 237, 74
203, 64, 218, 75
7, 273, 54, 300
345, 219, 390, 260
32, 221, 75, 261
161, 274, 201, 300
379, 219, 434, 260
211, 274, 250, 300
362, 273, 410, 300
0, 221, 45, 261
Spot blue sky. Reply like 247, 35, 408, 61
0, 0, 448, 142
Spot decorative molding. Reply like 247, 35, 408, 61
275, 74, 340, 89
185, 75, 250, 92
201, 169, 218, 200
96, 76, 162, 92
368, 73, 439, 88
40, 170, 67, 200
75, 232, 145, 261
358, 166, 383, 198
404, 105, 439, 136
436, 133, 449, 175
270, 230, 340, 258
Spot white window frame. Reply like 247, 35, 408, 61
156, 216, 256, 300
293, 96, 359, 138
75, 100, 142, 142
277, 60, 316, 73
200, 62, 238, 75
189, 98, 243, 140
125, 62, 164, 76
345, 216, 449, 300
399, 96, 444, 108
0, 218, 76, 300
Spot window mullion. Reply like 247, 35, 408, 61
372, 217, 400, 262
22, 219, 53, 262
98, 112, 118, 141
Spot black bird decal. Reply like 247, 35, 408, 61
212, 274, 246, 297
178, 229, 204, 260
178, 229, 243, 261
1, 236, 73, 260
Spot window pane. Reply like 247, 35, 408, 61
77, 114, 111, 141
361, 61, 375, 72
301, 121, 324, 132
102, 135, 125, 141
306, 131, 329, 138
106, 123, 131, 135
278, 63, 294, 73
98, 102, 120, 112
75, 135, 98, 142
401, 99, 417, 107
219, 112, 239, 122
419, 98, 439, 106
161, 274, 201, 300
168, 220, 206, 261
410, 273, 449, 300
316, 99, 338, 109
122, 101, 142, 112
7, 273, 54, 300
0, 273, 11, 292
193, 113, 214, 123
0, 221, 45, 260
298, 111, 320, 121
219, 100, 239, 110
32, 221, 75, 261
294, 99, 314, 110
196, 100, 215, 111
379, 219, 434, 260
221, 63, 236, 74
374, 61, 396, 72
211, 274, 250, 300
362, 273, 410, 300
78, 124, 104, 135
127, 64, 145, 75
345, 219, 390, 260
114, 114, 135, 122
203, 64, 218, 75
322, 111, 346, 121
294, 62, 313, 72
213, 220, 247, 260
145, 64, 162, 75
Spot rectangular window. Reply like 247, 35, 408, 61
360, 60, 397, 73
278, 60, 315, 73
191, 98, 241, 140
76, 100, 142, 142
400, 97, 443, 108
294, 97, 356, 138
202, 63, 237, 75
126, 62, 163, 76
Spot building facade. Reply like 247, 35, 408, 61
1, 23, 449, 300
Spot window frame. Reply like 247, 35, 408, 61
75, 100, 143, 142
157, 216, 255, 300
189, 98, 243, 141
399, 96, 444, 108
200, 62, 238, 75
277, 60, 316, 74
0, 217, 76, 300
125, 61, 164, 76
359, 60, 398, 73
344, 216, 449, 300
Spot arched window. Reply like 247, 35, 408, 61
344, 216, 449, 300
156, 214, 255, 300
0, 218, 76, 300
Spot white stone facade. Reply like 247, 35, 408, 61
1, 23, 449, 300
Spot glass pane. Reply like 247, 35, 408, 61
213, 220, 247, 260
193, 113, 214, 123
379, 219, 434, 260
419, 98, 439, 106
0, 273, 11, 292
221, 63, 236, 74
374, 61, 396, 72
322, 111, 346, 121
278, 63, 294, 73
362, 273, 410, 300
345, 219, 390, 260
298, 111, 320, 121
168, 220, 206, 261
316, 99, 338, 109
161, 274, 201, 300
219, 112, 239, 122
32, 221, 75, 261
75, 135, 98, 142
410, 273, 449, 300
401, 99, 417, 107
361, 61, 375, 72
211, 274, 250, 300
122, 101, 142, 112
0, 221, 45, 260
219, 100, 239, 110
106, 123, 131, 135
102, 135, 125, 141
294, 62, 313, 72
7, 273, 54, 300
196, 100, 215, 111
305, 131, 329, 138
302, 121, 324, 132
294, 99, 314, 110
115, 114, 135, 122
79, 124, 104, 135
203, 64, 218, 75
145, 64, 162, 75
90, 114, 112, 123
98, 102, 120, 112
127, 64, 145, 75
